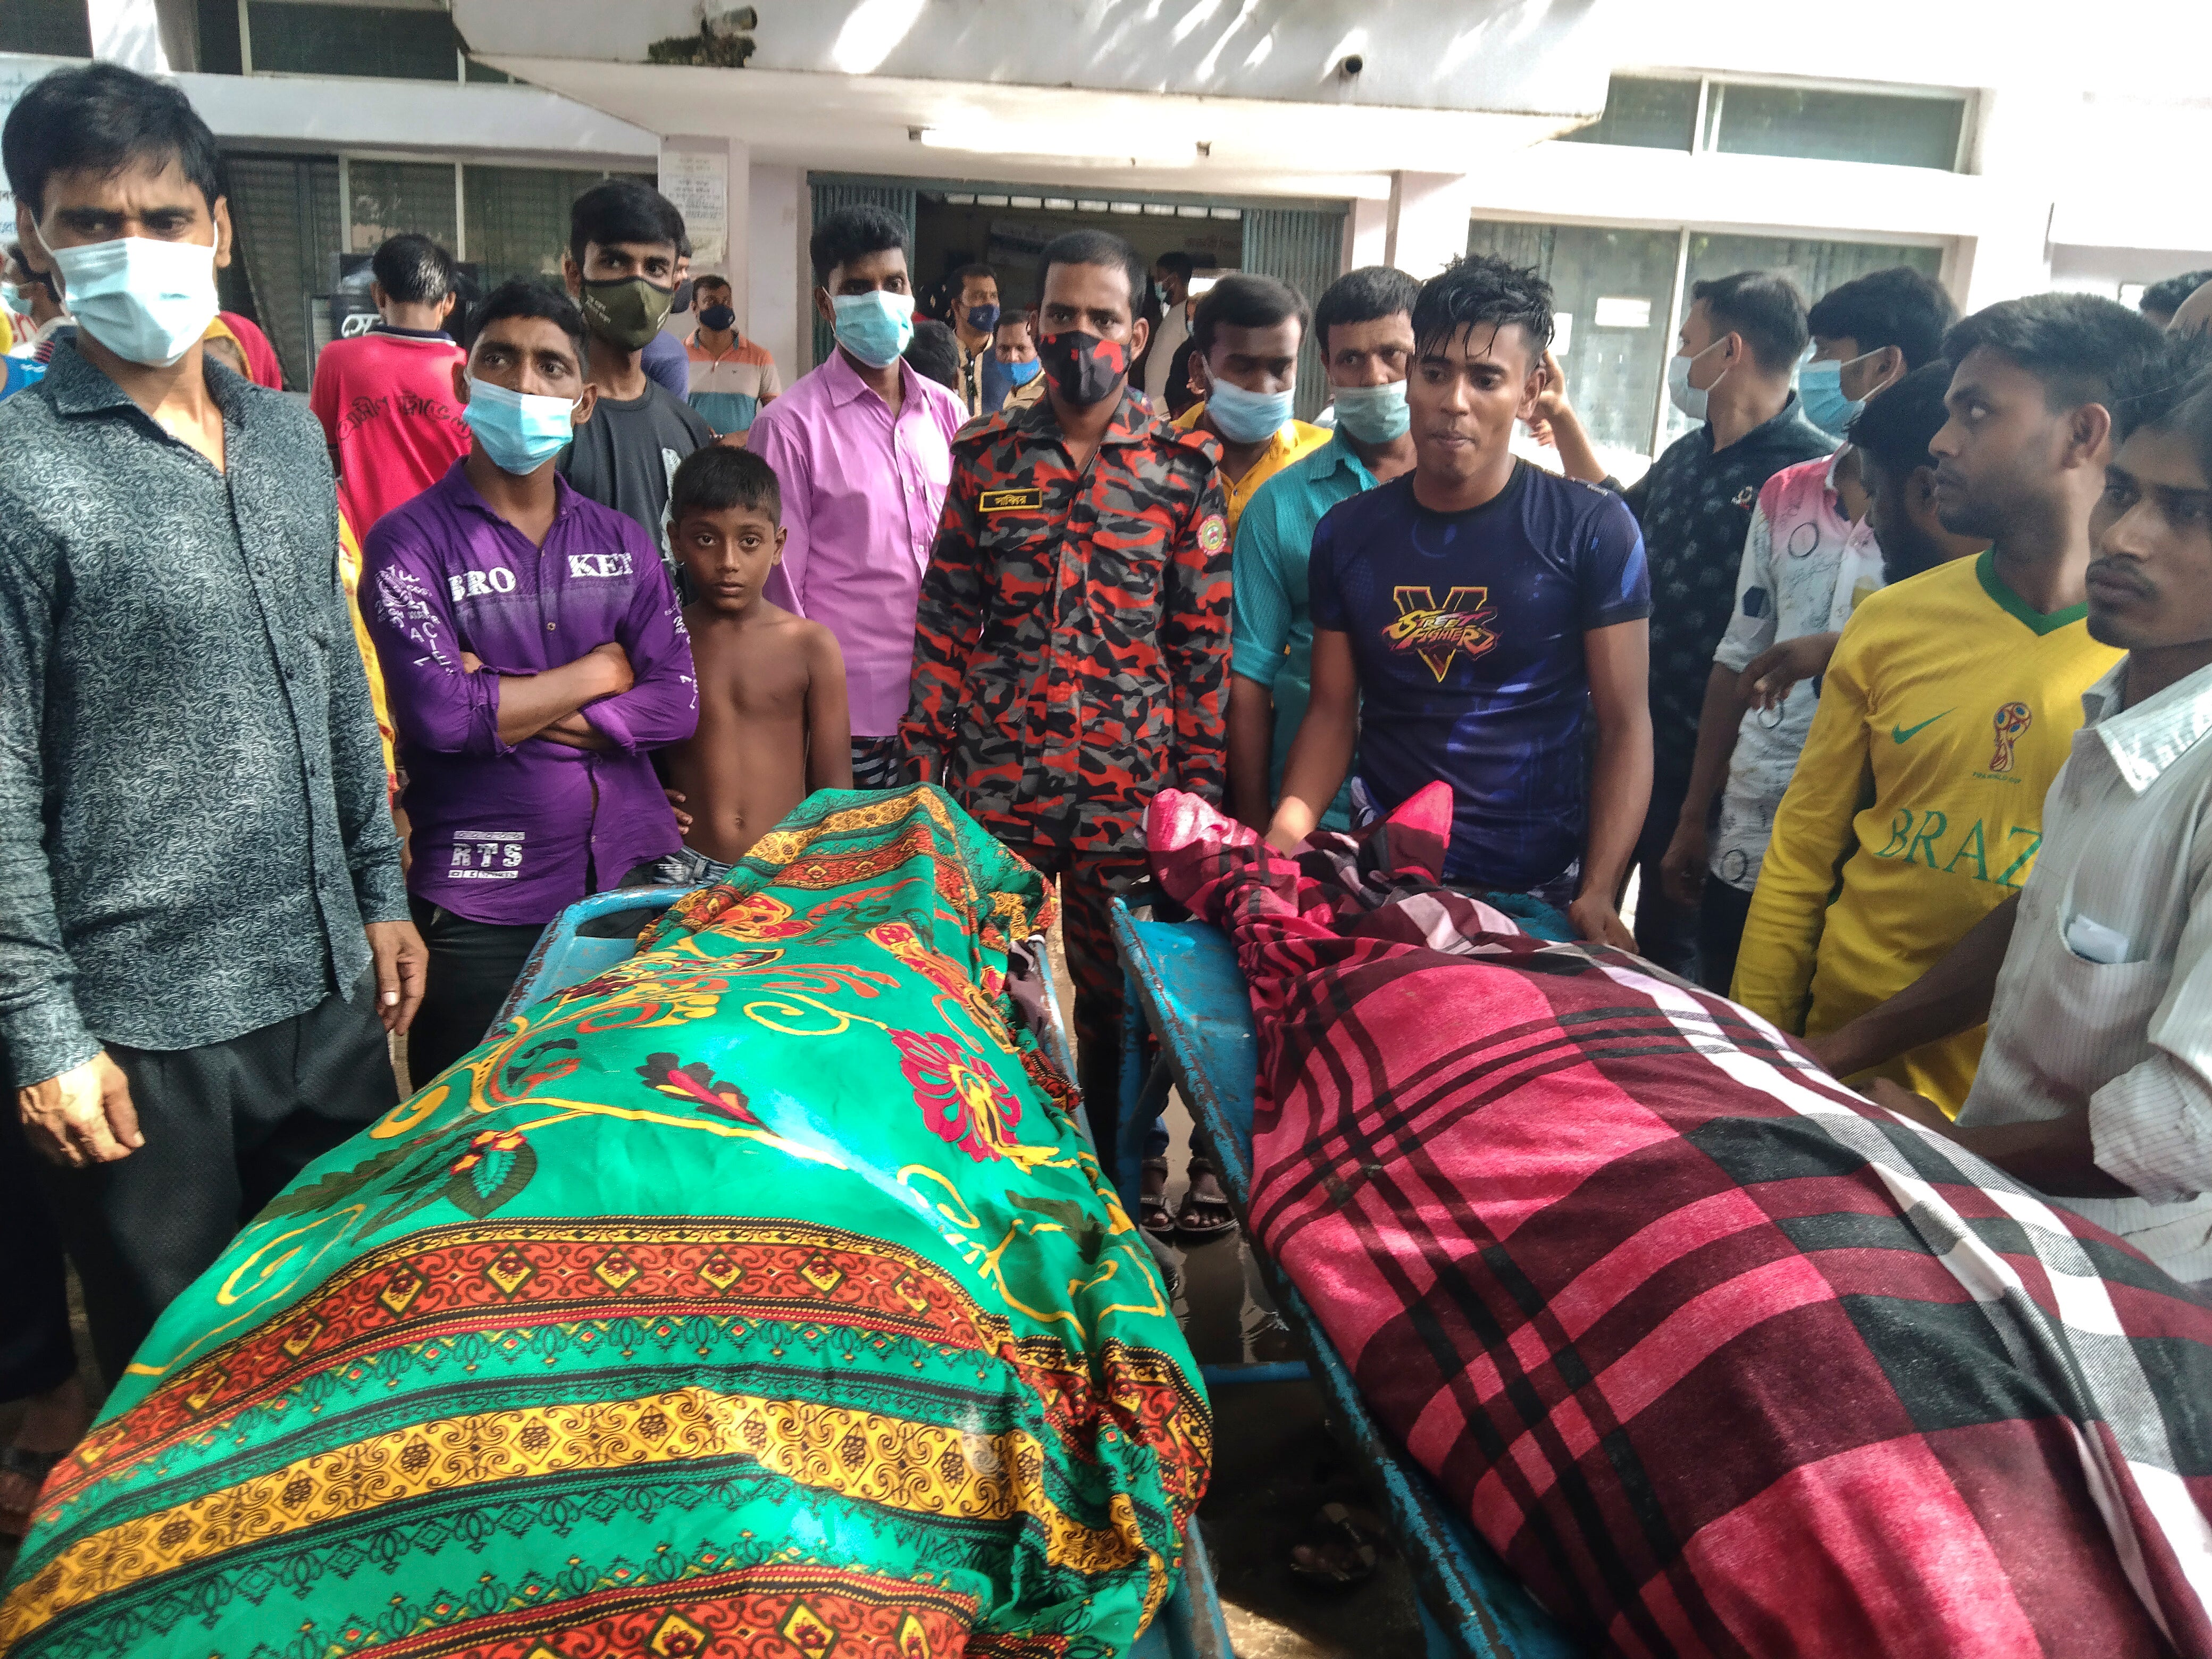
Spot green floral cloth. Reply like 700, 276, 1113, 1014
2, 786, 1208, 1659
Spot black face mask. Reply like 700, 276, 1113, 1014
1036, 329, 1128, 407
697, 304, 738, 333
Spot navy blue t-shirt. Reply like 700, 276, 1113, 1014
1308, 463, 1650, 890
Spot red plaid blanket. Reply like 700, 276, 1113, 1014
1149, 783, 2212, 1657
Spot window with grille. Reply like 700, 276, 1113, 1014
1563, 74, 1967, 172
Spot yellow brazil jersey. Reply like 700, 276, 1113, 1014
1732, 550, 2123, 1112
1171, 402, 1330, 533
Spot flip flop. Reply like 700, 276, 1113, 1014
0, 1444, 64, 1543
1138, 1158, 1175, 1236
1288, 1501, 1382, 1588
1173, 1157, 1239, 1241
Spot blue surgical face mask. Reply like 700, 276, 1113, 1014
1797, 347, 1884, 438
832, 290, 915, 368
1206, 376, 1294, 444
1003, 355, 1042, 386
464, 376, 577, 475
1330, 379, 1410, 444
1666, 337, 1729, 422
48, 234, 219, 367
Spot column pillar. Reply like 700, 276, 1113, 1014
1382, 171, 1474, 282
659, 136, 748, 322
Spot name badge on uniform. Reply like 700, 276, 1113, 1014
979, 488, 1043, 513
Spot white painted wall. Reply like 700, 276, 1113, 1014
745, 161, 801, 387
454, 0, 1619, 120
170, 69, 659, 163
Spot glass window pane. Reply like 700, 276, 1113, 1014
464, 165, 608, 290
246, 3, 457, 80
223, 152, 343, 389
1470, 219, 1681, 466
1654, 232, 1943, 450
1714, 85, 1964, 171
0, 0, 92, 56
348, 160, 456, 255
1559, 76, 1699, 152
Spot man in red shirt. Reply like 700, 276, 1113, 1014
309, 232, 471, 534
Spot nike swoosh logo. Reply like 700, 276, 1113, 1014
1891, 711, 1954, 744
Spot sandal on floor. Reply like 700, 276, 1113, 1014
1138, 1158, 1175, 1236
1288, 1501, 1382, 1588
1174, 1157, 1239, 1241
0, 1444, 65, 1542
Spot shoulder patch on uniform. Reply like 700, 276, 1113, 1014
979, 487, 1044, 513
1197, 514, 1228, 554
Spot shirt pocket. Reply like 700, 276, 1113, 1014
2009, 909, 2166, 1103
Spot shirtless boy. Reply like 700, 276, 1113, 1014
660, 446, 853, 877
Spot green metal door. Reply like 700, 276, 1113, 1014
808, 177, 919, 370
1241, 206, 1346, 421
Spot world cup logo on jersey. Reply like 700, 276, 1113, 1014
1989, 701, 2032, 772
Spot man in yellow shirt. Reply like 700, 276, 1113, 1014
1733, 294, 2162, 1111
1171, 273, 1329, 531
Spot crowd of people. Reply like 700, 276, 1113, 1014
3, 57, 2211, 1561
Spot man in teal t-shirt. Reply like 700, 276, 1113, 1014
1229, 266, 1419, 831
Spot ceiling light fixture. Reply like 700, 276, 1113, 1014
909, 123, 1205, 167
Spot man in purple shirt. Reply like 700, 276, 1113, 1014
365, 280, 698, 1085
747, 204, 965, 787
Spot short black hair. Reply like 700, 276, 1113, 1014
1806, 266, 1957, 371
568, 178, 685, 272
1689, 270, 1808, 374
1846, 361, 1953, 483
372, 232, 457, 308
993, 311, 1031, 339
459, 278, 588, 366
2110, 330, 2212, 487
692, 272, 732, 300
1942, 292, 2166, 415
1192, 273, 1309, 358
1411, 253, 1554, 364
1037, 229, 1146, 313
671, 442, 782, 525
2140, 271, 2212, 323
902, 317, 961, 390
810, 203, 906, 287
1155, 250, 1196, 282
1314, 265, 1420, 355
2, 62, 223, 222
950, 263, 995, 300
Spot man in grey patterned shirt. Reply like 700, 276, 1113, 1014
0, 64, 425, 1387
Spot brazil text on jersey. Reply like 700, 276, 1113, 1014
1872, 809, 2041, 887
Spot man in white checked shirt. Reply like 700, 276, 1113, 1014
1811, 339, 2212, 1284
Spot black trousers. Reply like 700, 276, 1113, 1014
30, 977, 398, 1386
0, 1047, 76, 1403
406, 898, 548, 1090
1629, 777, 1701, 982
1698, 877, 1757, 998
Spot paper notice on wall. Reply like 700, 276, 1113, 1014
1552, 312, 1573, 356
659, 147, 728, 271
1593, 296, 1652, 329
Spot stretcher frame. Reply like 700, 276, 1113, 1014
1109, 898, 1583, 1659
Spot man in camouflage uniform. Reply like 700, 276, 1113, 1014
906, 229, 1230, 1143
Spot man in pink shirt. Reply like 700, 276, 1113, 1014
309, 232, 470, 535
746, 205, 963, 786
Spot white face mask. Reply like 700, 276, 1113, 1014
1666, 336, 1730, 423
47, 236, 220, 367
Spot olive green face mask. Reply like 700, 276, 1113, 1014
579, 275, 674, 352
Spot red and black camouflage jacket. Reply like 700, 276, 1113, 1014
903, 386, 1231, 856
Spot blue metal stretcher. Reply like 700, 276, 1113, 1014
1110, 901, 1582, 1659
498, 886, 1236, 1659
